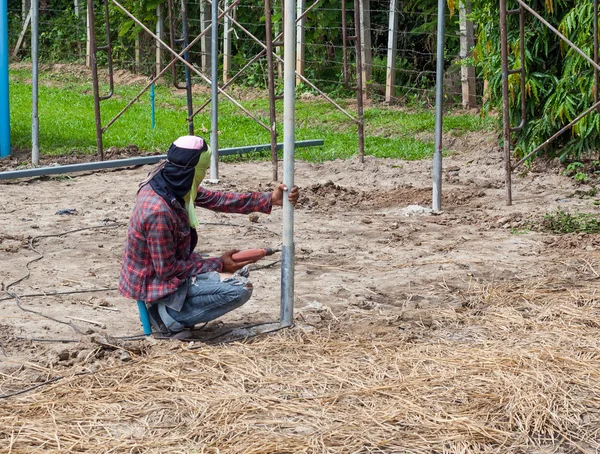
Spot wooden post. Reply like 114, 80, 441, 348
135, 33, 141, 74
295, 0, 306, 85
13, 9, 31, 57
200, 0, 211, 73
385, 0, 398, 103
359, 0, 372, 100
156, 3, 163, 78
74, 0, 82, 58
22, 0, 30, 23
459, 0, 477, 108
223, 0, 232, 83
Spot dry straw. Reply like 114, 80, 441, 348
1, 270, 599, 453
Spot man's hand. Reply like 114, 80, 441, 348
221, 250, 254, 273
272, 184, 300, 207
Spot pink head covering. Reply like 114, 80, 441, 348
173, 135, 205, 150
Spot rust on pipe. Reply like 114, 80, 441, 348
354, 0, 365, 162
265, 0, 279, 181
499, 0, 512, 205
88, 0, 104, 160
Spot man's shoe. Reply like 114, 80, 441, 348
147, 303, 169, 334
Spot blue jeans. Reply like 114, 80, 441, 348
157, 272, 253, 332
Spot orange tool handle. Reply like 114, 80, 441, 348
231, 248, 276, 262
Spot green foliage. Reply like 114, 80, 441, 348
473, 0, 600, 162
541, 210, 600, 234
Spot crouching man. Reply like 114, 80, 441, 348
118, 136, 299, 335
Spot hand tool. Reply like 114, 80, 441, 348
232, 247, 279, 263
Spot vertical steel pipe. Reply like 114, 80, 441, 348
223, 0, 231, 83
156, 4, 163, 79
594, 0, 598, 105
516, 3, 526, 131
0, 0, 9, 158
181, 0, 194, 135
354, 0, 365, 162
88, 0, 104, 159
31, 0, 39, 165
499, 0, 512, 205
432, 0, 445, 212
209, 0, 219, 181
342, 0, 348, 88
265, 0, 279, 181
280, 0, 297, 327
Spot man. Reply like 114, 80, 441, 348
119, 135, 299, 334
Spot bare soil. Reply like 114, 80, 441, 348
1, 134, 599, 452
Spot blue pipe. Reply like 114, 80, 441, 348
137, 300, 152, 336
0, 0, 11, 158
150, 83, 155, 129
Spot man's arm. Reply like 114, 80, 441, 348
195, 184, 300, 214
146, 211, 223, 280
195, 187, 273, 214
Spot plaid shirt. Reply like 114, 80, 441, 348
119, 184, 272, 303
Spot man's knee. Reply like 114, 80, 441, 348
237, 281, 253, 304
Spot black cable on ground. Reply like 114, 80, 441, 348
7, 292, 86, 335
0, 287, 118, 303
2, 223, 126, 337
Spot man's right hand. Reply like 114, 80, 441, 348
221, 250, 254, 273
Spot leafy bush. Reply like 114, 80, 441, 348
473, 0, 600, 162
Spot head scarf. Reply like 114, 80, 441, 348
141, 136, 208, 216
183, 145, 212, 228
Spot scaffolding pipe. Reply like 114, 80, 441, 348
88, 0, 104, 159
209, 0, 219, 181
0, 0, 10, 158
31, 0, 39, 165
280, 0, 297, 327
354, 0, 365, 162
595, 0, 599, 106
432, 0, 445, 212
499, 0, 512, 205
0, 140, 324, 180
265, 0, 279, 181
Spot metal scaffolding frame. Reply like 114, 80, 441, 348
86, 0, 368, 175
500, 0, 600, 205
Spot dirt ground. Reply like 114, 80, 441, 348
1, 133, 599, 452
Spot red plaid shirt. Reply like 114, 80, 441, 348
119, 184, 272, 303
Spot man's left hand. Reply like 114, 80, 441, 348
272, 184, 300, 207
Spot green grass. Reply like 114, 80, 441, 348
8, 67, 495, 162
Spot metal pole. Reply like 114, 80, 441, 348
31, 0, 39, 165
0, 0, 10, 158
223, 0, 231, 83
88, 0, 104, 159
295, 0, 305, 84
499, 0, 512, 205
265, 0, 279, 181
181, 0, 194, 135
156, 3, 163, 79
209, 0, 219, 181
342, 0, 348, 88
280, 0, 296, 328
432, 0, 445, 212
385, 0, 398, 103
594, 0, 598, 106
354, 0, 365, 162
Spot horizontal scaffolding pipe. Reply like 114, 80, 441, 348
0, 140, 324, 180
